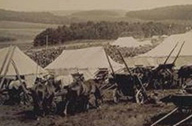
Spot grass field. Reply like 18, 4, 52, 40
0, 89, 181, 126
0, 21, 58, 50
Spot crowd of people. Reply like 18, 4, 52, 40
26, 39, 160, 68
26, 47, 64, 68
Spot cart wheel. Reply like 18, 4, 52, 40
0, 94, 6, 105
113, 88, 119, 103
135, 90, 144, 104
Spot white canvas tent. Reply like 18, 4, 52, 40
125, 31, 192, 68
0, 46, 47, 87
111, 37, 152, 48
46, 46, 123, 80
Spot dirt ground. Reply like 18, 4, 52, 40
0, 89, 191, 126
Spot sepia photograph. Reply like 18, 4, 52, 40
1, 0, 192, 126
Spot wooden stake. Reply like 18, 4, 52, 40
151, 107, 178, 126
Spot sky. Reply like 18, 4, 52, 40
1, 0, 192, 11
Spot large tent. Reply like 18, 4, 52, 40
111, 37, 152, 48
46, 46, 123, 80
0, 46, 47, 87
125, 31, 192, 68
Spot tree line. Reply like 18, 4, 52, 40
0, 36, 16, 42
34, 21, 190, 46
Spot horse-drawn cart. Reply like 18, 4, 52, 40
151, 94, 192, 126
105, 49, 148, 104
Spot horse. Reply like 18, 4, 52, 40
63, 74, 103, 115
30, 78, 56, 117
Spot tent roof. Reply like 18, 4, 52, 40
126, 31, 192, 68
0, 46, 47, 76
140, 31, 192, 57
46, 46, 123, 71
111, 37, 151, 48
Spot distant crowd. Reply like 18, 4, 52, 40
26, 47, 64, 68
26, 41, 159, 68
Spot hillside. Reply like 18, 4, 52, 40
0, 9, 75, 24
1, 5, 192, 24
126, 5, 192, 21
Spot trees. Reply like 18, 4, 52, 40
33, 21, 190, 47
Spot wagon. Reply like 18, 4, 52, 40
110, 73, 147, 103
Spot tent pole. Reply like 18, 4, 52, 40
0, 46, 16, 89
11, 59, 29, 94
0, 46, 12, 75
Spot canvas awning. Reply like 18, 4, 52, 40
46, 46, 123, 80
